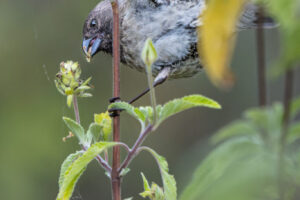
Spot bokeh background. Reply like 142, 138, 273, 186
0, 0, 299, 199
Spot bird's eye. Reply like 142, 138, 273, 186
90, 19, 97, 28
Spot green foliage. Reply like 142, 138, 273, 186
57, 142, 117, 200
86, 123, 102, 144
109, 94, 221, 130
63, 117, 86, 145
260, 0, 300, 75
291, 96, 300, 118
180, 103, 300, 200
63, 112, 113, 146
142, 147, 177, 200
58, 151, 83, 188
94, 112, 112, 141
140, 173, 165, 200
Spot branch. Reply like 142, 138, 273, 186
118, 124, 153, 173
256, 6, 267, 106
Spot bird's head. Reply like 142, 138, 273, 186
82, 1, 113, 61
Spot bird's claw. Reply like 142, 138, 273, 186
109, 96, 122, 117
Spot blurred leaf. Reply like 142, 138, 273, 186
211, 120, 258, 144
287, 122, 300, 144
56, 142, 117, 200
157, 95, 221, 127
63, 117, 86, 145
244, 103, 283, 135
200, 0, 247, 87
94, 112, 112, 141
291, 96, 300, 118
120, 168, 131, 177
180, 137, 261, 200
142, 147, 177, 200
265, 0, 300, 75
58, 151, 82, 188
86, 123, 102, 144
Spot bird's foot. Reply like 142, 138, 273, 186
108, 96, 123, 117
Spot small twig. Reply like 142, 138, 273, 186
72, 95, 81, 124
256, 6, 267, 107
278, 69, 294, 199
118, 124, 153, 173
72, 95, 112, 173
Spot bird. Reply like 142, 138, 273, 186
82, 0, 274, 103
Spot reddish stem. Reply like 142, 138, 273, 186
111, 1, 121, 200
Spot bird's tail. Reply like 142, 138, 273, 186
238, 3, 277, 30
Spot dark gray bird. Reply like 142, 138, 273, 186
82, 0, 274, 102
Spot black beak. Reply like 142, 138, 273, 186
82, 37, 102, 59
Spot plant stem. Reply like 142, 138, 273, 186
256, 6, 267, 107
72, 95, 112, 173
278, 69, 294, 199
111, 1, 121, 200
118, 124, 153, 173
146, 65, 157, 125
73, 95, 81, 124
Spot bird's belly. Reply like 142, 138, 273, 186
124, 57, 202, 79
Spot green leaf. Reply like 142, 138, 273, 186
141, 173, 151, 192
63, 117, 86, 145
94, 112, 112, 141
86, 123, 102, 144
179, 137, 262, 200
58, 151, 83, 188
56, 142, 117, 200
142, 147, 177, 200
109, 102, 146, 128
157, 95, 221, 126
140, 173, 165, 200
291, 96, 300, 118
287, 122, 300, 144
211, 120, 258, 144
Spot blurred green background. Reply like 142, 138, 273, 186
0, 0, 299, 199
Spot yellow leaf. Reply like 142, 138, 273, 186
199, 0, 247, 88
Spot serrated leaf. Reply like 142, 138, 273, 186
86, 123, 102, 144
142, 147, 177, 200
56, 142, 117, 200
157, 95, 221, 126
211, 120, 258, 144
58, 151, 82, 188
200, 0, 246, 87
63, 117, 85, 145
94, 112, 112, 141
109, 102, 146, 128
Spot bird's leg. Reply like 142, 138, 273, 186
108, 67, 170, 116
128, 67, 170, 104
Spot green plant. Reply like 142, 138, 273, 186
54, 42, 221, 200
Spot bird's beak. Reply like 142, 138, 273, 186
82, 37, 102, 62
